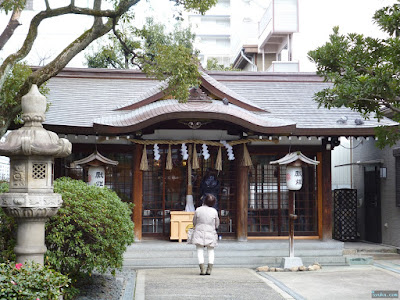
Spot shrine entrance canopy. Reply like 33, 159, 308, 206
92, 72, 297, 137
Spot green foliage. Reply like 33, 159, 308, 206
308, 2, 400, 148
373, 1, 400, 37
0, 63, 49, 130
0, 182, 15, 263
0, 178, 134, 296
85, 17, 202, 101
0, 0, 26, 14
172, 0, 218, 15
47, 177, 134, 281
85, 31, 140, 69
206, 58, 241, 71
0, 261, 70, 300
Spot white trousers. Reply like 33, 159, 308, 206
196, 245, 215, 264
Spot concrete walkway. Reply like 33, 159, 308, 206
130, 264, 400, 300
264, 264, 400, 300
134, 268, 289, 300
123, 242, 400, 299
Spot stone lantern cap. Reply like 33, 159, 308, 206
270, 151, 319, 166
0, 85, 71, 158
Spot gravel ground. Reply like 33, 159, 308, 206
75, 271, 134, 300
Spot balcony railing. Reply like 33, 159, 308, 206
259, 1, 273, 36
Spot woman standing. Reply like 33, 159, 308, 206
192, 194, 220, 275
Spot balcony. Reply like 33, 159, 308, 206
267, 61, 299, 72
258, 0, 298, 50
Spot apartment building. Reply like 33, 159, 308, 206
186, 0, 298, 71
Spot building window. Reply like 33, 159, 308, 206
248, 154, 318, 236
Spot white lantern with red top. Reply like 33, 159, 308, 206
271, 151, 319, 191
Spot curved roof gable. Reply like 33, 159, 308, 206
200, 71, 264, 112
113, 72, 266, 112
93, 99, 294, 134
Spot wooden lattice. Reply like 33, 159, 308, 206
333, 189, 357, 241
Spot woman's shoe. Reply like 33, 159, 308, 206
206, 264, 213, 275
199, 264, 206, 275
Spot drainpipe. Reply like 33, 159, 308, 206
241, 48, 257, 71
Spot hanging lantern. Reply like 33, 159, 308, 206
88, 166, 105, 187
286, 165, 303, 190
71, 150, 119, 187
270, 151, 319, 191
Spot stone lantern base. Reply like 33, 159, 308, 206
14, 219, 47, 265
1, 192, 62, 264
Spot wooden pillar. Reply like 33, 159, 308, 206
133, 144, 143, 241
236, 146, 249, 241
288, 191, 296, 257
321, 149, 333, 240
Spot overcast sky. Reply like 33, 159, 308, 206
0, 0, 398, 71
295, 0, 397, 71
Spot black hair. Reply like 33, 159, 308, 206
203, 193, 216, 207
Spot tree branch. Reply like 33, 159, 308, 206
0, 0, 139, 91
0, 0, 140, 132
0, 8, 21, 51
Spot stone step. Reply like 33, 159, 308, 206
127, 240, 344, 251
123, 248, 343, 259
122, 240, 348, 269
123, 255, 347, 269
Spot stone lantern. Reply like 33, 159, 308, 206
0, 85, 72, 264
271, 151, 319, 268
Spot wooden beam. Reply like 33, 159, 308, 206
133, 144, 143, 241
236, 145, 249, 241
321, 149, 333, 240
317, 152, 323, 239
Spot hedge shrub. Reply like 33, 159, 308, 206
0, 177, 135, 293
0, 261, 69, 300
47, 177, 135, 280
0, 181, 16, 262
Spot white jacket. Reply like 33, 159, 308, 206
191, 205, 220, 247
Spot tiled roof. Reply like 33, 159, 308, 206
199, 72, 264, 112
220, 78, 396, 134
43, 68, 399, 136
93, 99, 295, 134
110, 71, 265, 112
